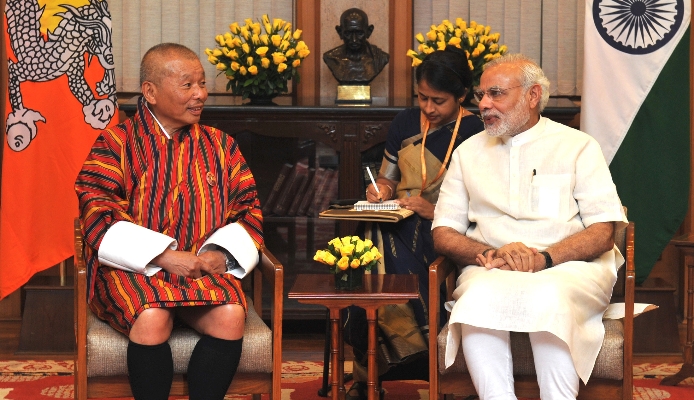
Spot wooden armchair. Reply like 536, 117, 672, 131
73, 218, 284, 400
428, 221, 635, 400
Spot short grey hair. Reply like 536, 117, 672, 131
484, 54, 550, 113
140, 43, 200, 86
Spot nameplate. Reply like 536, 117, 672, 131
336, 85, 372, 105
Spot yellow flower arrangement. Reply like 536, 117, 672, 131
407, 18, 507, 90
314, 236, 382, 275
205, 15, 310, 100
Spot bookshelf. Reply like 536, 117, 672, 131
121, 97, 580, 320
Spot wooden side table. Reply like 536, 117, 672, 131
661, 234, 694, 386
288, 273, 419, 400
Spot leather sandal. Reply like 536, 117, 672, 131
345, 381, 385, 400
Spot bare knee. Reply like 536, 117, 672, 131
201, 304, 246, 340
130, 308, 174, 345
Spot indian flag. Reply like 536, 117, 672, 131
581, 0, 690, 282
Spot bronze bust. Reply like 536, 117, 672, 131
323, 8, 390, 85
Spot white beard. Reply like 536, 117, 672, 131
482, 96, 531, 137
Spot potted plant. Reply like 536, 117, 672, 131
314, 236, 382, 290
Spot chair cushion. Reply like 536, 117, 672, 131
87, 298, 272, 377
437, 318, 623, 380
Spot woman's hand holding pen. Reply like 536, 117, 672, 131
366, 183, 393, 203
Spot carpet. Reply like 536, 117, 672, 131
0, 360, 693, 399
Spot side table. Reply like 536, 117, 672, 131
661, 234, 694, 386
288, 273, 419, 400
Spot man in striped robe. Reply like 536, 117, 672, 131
75, 43, 264, 400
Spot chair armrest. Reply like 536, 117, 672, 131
73, 218, 88, 398
256, 246, 283, 391
623, 221, 635, 392
429, 255, 457, 394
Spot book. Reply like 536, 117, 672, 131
262, 163, 292, 216
318, 207, 414, 223
297, 167, 325, 216
273, 161, 308, 216
308, 169, 335, 217
287, 167, 315, 216
317, 170, 339, 215
353, 200, 400, 211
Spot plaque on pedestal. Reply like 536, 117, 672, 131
336, 85, 371, 105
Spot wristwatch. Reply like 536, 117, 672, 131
218, 247, 236, 272
540, 251, 553, 270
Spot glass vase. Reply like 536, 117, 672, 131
247, 93, 278, 105
334, 267, 364, 291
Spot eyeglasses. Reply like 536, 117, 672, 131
473, 85, 523, 102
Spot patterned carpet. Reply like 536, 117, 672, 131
0, 360, 693, 399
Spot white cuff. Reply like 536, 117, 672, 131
98, 221, 177, 276
198, 222, 259, 279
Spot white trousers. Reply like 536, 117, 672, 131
460, 324, 579, 400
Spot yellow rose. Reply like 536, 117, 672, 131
448, 37, 462, 47
264, 22, 272, 34
221, 48, 233, 58
443, 19, 454, 32
228, 49, 239, 60
437, 23, 446, 33
489, 43, 499, 53
293, 29, 303, 40
466, 27, 476, 38
273, 18, 284, 31
261, 57, 270, 68
262, 14, 270, 25
230, 61, 240, 71
468, 35, 475, 47
212, 48, 223, 57
271, 34, 282, 47
298, 48, 310, 58
313, 250, 325, 263
325, 253, 337, 265
418, 44, 425, 52
470, 21, 478, 29
207, 55, 218, 64
476, 25, 485, 35
485, 25, 491, 35
215, 34, 225, 46
499, 45, 508, 54
472, 48, 481, 58
260, 34, 269, 45
205, 48, 214, 56
437, 32, 445, 42
280, 40, 290, 50
239, 66, 247, 75
406, 49, 418, 59
285, 48, 296, 57
329, 238, 342, 248
370, 247, 382, 260
360, 251, 374, 265
229, 22, 240, 35
231, 38, 242, 48
364, 239, 373, 248
296, 41, 308, 51
465, 50, 470, 59
415, 33, 425, 43
455, 18, 466, 30
251, 23, 261, 35
292, 59, 301, 68
251, 34, 260, 45
242, 43, 250, 54
283, 22, 292, 31
248, 65, 258, 75
224, 32, 233, 43
437, 40, 446, 51
455, 28, 463, 38
226, 74, 234, 80
484, 53, 494, 61
256, 46, 269, 57
272, 52, 287, 65
244, 18, 253, 27
340, 244, 354, 258
350, 258, 361, 269
423, 45, 435, 55
426, 30, 437, 41
215, 62, 226, 71
468, 60, 474, 70
247, 56, 254, 66
283, 31, 291, 41
337, 256, 350, 270
341, 237, 352, 246
476, 43, 486, 52
411, 58, 422, 67
240, 27, 250, 40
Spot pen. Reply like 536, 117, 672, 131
366, 166, 382, 202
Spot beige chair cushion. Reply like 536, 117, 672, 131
87, 298, 272, 377
438, 318, 624, 380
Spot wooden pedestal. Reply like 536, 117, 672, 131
633, 277, 681, 354
17, 276, 75, 354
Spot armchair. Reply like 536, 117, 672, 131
428, 221, 635, 400
73, 218, 284, 399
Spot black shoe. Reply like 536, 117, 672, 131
345, 381, 385, 400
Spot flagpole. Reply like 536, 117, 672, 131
59, 261, 66, 286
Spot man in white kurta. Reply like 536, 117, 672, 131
432, 54, 627, 400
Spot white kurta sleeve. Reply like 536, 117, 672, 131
433, 149, 471, 233
198, 222, 259, 279
98, 221, 177, 275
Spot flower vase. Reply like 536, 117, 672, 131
334, 267, 364, 291
247, 93, 278, 106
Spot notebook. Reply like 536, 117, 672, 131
353, 200, 401, 211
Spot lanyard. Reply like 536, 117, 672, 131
419, 107, 464, 194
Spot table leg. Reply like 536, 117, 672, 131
338, 309, 345, 398
330, 308, 344, 399
366, 308, 377, 400
662, 253, 694, 386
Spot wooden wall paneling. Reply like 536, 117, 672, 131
295, 0, 321, 105
388, 0, 413, 106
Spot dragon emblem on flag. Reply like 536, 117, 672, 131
4, 0, 116, 152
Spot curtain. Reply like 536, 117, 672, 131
414, 0, 583, 96
109, 0, 293, 93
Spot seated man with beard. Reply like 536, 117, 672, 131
431, 54, 627, 400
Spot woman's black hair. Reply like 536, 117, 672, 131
415, 45, 473, 99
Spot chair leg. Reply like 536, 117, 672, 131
252, 394, 261, 400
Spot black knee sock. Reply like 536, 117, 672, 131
127, 340, 173, 400
187, 335, 243, 400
